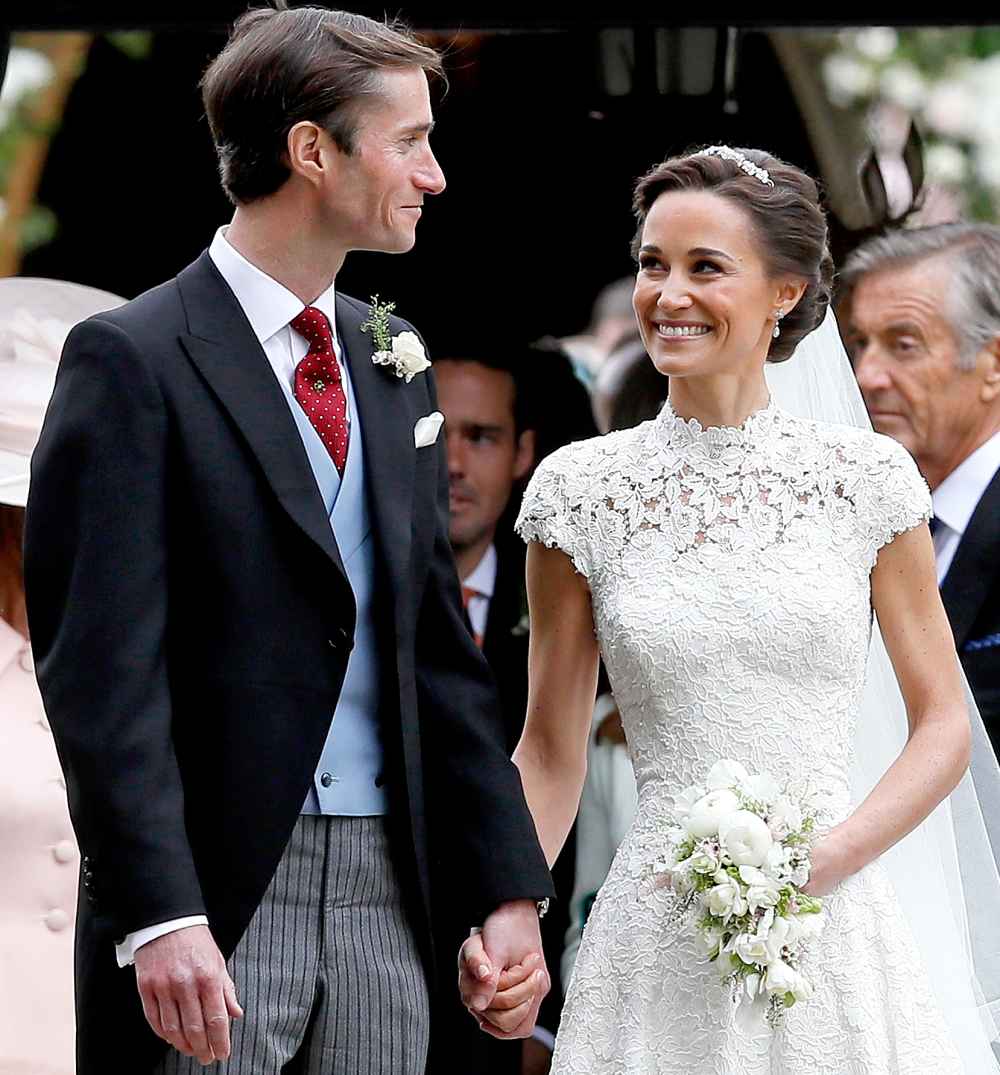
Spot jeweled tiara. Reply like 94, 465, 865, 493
700, 145, 774, 187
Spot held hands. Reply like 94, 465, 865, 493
133, 924, 243, 1065
458, 899, 550, 1038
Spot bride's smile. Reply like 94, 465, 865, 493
632, 189, 801, 393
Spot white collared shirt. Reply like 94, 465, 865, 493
932, 431, 1000, 584
462, 544, 497, 641
207, 227, 350, 418
117, 227, 351, 969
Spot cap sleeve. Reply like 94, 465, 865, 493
857, 435, 932, 565
515, 447, 594, 579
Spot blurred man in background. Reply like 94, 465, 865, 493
841, 222, 1000, 744
431, 341, 595, 1074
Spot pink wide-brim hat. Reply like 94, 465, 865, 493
0, 277, 126, 508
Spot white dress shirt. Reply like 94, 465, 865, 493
117, 227, 347, 968
461, 543, 497, 640
932, 431, 1000, 584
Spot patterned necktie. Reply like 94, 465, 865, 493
461, 585, 485, 649
291, 306, 349, 475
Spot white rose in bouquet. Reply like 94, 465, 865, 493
706, 874, 748, 921
719, 810, 773, 867
734, 931, 770, 966
738, 865, 781, 911
765, 958, 813, 1002
706, 759, 749, 790
685, 789, 740, 838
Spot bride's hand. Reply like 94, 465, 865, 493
800, 827, 856, 897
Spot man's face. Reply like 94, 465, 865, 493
436, 360, 535, 554
845, 257, 987, 478
325, 67, 446, 253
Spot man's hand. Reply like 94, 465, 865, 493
458, 899, 549, 1038
134, 924, 243, 1065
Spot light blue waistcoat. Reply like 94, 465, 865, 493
277, 361, 389, 816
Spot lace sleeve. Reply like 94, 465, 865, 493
515, 448, 594, 579
855, 434, 932, 566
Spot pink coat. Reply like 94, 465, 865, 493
0, 619, 77, 1074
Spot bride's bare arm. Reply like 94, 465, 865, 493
512, 541, 601, 868
804, 522, 970, 895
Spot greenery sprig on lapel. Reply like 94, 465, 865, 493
361, 295, 432, 383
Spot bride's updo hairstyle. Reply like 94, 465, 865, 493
631, 146, 834, 363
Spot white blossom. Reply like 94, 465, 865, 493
880, 62, 926, 110
0, 47, 54, 126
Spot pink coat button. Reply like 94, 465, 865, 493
53, 840, 76, 864
44, 909, 70, 932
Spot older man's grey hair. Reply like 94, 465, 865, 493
841, 222, 1000, 371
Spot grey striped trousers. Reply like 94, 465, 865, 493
157, 815, 430, 1075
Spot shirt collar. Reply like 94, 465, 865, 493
932, 430, 1000, 538
208, 226, 337, 346
463, 543, 498, 599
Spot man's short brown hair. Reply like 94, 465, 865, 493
201, 5, 445, 205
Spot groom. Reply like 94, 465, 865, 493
23, 7, 552, 1074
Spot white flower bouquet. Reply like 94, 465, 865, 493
655, 759, 825, 1027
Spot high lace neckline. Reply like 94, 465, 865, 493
653, 395, 781, 451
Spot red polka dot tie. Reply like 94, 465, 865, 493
291, 306, 349, 475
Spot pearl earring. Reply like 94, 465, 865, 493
772, 310, 784, 339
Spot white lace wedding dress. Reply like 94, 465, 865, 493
516, 398, 965, 1074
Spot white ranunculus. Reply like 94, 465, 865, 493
705, 875, 747, 921
391, 331, 431, 380
719, 810, 773, 868
706, 759, 749, 791
767, 795, 803, 840
685, 788, 740, 838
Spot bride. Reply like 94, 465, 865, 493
460, 146, 1000, 1072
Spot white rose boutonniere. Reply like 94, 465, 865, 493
361, 295, 431, 383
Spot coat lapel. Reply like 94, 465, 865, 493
176, 253, 348, 582
940, 465, 1000, 648
335, 295, 415, 603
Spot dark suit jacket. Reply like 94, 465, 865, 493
23, 252, 553, 1075
940, 464, 1000, 750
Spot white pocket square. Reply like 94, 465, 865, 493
414, 411, 445, 449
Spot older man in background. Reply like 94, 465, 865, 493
841, 222, 1000, 743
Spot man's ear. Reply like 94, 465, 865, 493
514, 429, 536, 481
980, 336, 1000, 405
286, 121, 333, 187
